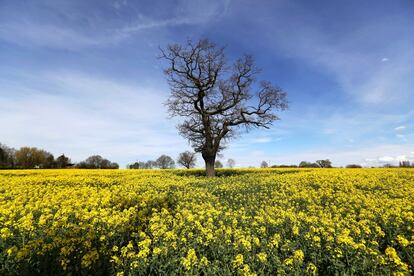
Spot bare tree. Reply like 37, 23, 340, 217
227, 158, 235, 168
161, 39, 287, 176
156, 155, 175, 169
177, 151, 197, 169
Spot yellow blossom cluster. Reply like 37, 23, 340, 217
0, 168, 413, 275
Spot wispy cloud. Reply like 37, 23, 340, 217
373, 153, 414, 164
112, 0, 128, 10
255, 2, 414, 106
0, 0, 231, 50
0, 22, 116, 50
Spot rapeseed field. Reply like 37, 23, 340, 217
0, 168, 413, 275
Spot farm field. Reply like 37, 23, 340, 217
0, 169, 413, 275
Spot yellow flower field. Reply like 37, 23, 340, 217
0, 168, 413, 275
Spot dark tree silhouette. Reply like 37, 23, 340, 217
316, 159, 332, 168
0, 143, 15, 169
56, 154, 71, 168
299, 161, 319, 168
78, 155, 118, 169
128, 160, 157, 169
346, 164, 362, 168
128, 162, 141, 169
177, 151, 197, 169
161, 39, 287, 176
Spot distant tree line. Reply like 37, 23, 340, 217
345, 164, 362, 168
0, 143, 118, 169
126, 152, 237, 170
383, 161, 413, 168
3, 142, 412, 170
128, 152, 195, 169
261, 159, 414, 169
260, 159, 334, 168
398, 161, 413, 168
77, 155, 119, 169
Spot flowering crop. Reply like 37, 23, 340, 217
0, 168, 413, 275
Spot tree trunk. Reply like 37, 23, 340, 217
203, 153, 216, 177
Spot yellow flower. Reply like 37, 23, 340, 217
153, 247, 162, 256
61, 259, 70, 271
334, 248, 343, 258
240, 238, 252, 251
292, 225, 299, 236
233, 254, 244, 268
182, 248, 198, 271
200, 256, 209, 266
241, 264, 257, 276
283, 257, 293, 266
111, 256, 121, 265
396, 235, 410, 247
130, 260, 139, 268
81, 250, 99, 268
1, 228, 12, 239
306, 262, 317, 275
293, 249, 304, 263
256, 252, 267, 263
385, 247, 410, 271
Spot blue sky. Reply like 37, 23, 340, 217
1, 0, 413, 168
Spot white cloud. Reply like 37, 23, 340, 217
0, 71, 188, 166
252, 137, 272, 143
395, 125, 406, 131
396, 155, 408, 161
0, 22, 112, 50
378, 156, 394, 163
381, 57, 389, 62
112, 0, 128, 10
